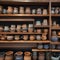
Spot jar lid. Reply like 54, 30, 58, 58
5, 51, 13, 55
24, 52, 31, 56
15, 51, 23, 55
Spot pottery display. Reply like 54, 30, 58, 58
7, 6, 13, 14
7, 36, 13, 40
37, 8, 42, 14
19, 7, 24, 14
38, 44, 43, 49
4, 26, 9, 32
25, 7, 31, 14
43, 9, 47, 15
13, 7, 18, 14
0, 26, 3, 32
30, 35, 35, 40
5, 51, 13, 60
15, 51, 23, 60
15, 35, 20, 40
51, 35, 58, 42
0, 6, 2, 14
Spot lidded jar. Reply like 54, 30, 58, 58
25, 7, 31, 14
43, 9, 47, 15
7, 6, 13, 14
5, 51, 13, 60
19, 7, 24, 14
23, 35, 28, 40
24, 52, 31, 60
30, 35, 35, 41
38, 44, 43, 49
15, 51, 23, 60
37, 8, 42, 14
0, 6, 3, 14
13, 7, 18, 14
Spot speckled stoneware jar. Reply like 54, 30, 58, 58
0, 52, 5, 60
25, 7, 31, 14
24, 52, 31, 60
38, 44, 43, 49
5, 51, 13, 60
51, 35, 58, 42
16, 25, 21, 32
7, 6, 13, 14
37, 8, 42, 14
0, 26, 3, 32
19, 7, 24, 14
43, 9, 47, 15
4, 26, 9, 32
51, 7, 55, 14
15, 51, 23, 60
13, 7, 18, 14
0, 6, 2, 14
30, 35, 35, 41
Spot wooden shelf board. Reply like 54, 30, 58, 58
0, 14, 49, 17
51, 42, 60, 44
51, 14, 60, 17
0, 32, 42, 34
0, 19, 34, 21
32, 49, 51, 52
51, 27, 60, 30
52, 50, 60, 52
0, 41, 50, 43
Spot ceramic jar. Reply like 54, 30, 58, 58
28, 28, 33, 32
13, 7, 18, 14
53, 21, 57, 27
42, 19, 48, 26
19, 7, 24, 14
55, 7, 59, 14
15, 35, 20, 40
22, 24, 27, 32
44, 29, 48, 33
0, 6, 2, 14
51, 35, 58, 42
5, 51, 13, 60
30, 35, 35, 41
24, 52, 31, 60
36, 29, 41, 33
51, 7, 55, 14
38, 44, 43, 49
7, 36, 13, 40
10, 25, 16, 32
15, 51, 23, 60
36, 20, 41, 26
33, 52, 37, 60
28, 24, 33, 28
16, 25, 21, 32
0, 52, 5, 60
37, 8, 42, 14
25, 7, 31, 14
3, 9, 7, 14
7, 6, 13, 14
36, 35, 41, 40
23, 35, 28, 40
43, 9, 47, 15
42, 35, 47, 40
52, 31, 57, 36
38, 52, 45, 60
32, 9, 36, 14
4, 26, 9, 32
0, 26, 3, 32
44, 44, 49, 49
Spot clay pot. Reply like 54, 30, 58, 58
13, 7, 18, 14
30, 35, 35, 41
15, 51, 23, 60
24, 52, 31, 60
36, 20, 41, 25
36, 29, 41, 33
58, 32, 60, 35
19, 7, 24, 14
7, 36, 13, 40
28, 28, 33, 32
7, 6, 13, 14
51, 35, 58, 42
23, 35, 28, 40
37, 8, 42, 14
43, 9, 47, 15
25, 7, 31, 14
1, 35, 6, 40
15, 35, 20, 40
42, 35, 47, 40
4, 26, 9, 32
16, 25, 21, 32
44, 29, 48, 33
0, 6, 2, 14
0, 26, 3, 32
5, 51, 13, 60
36, 35, 41, 40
